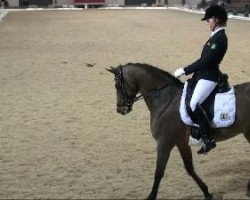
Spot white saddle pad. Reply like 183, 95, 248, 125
180, 82, 236, 128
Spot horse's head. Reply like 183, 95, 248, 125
106, 65, 138, 115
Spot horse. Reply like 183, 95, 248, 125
106, 63, 250, 200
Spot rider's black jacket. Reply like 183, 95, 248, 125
184, 29, 228, 82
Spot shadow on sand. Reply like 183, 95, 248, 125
183, 160, 250, 199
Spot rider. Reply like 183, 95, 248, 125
174, 4, 228, 154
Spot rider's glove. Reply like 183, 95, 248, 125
174, 68, 185, 78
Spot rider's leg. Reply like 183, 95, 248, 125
190, 79, 217, 154
195, 104, 217, 154
190, 79, 218, 112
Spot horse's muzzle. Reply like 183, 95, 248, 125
117, 105, 132, 115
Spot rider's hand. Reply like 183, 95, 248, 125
174, 68, 185, 78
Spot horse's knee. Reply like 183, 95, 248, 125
181, 154, 195, 175
154, 165, 166, 180
177, 145, 196, 176
185, 164, 196, 176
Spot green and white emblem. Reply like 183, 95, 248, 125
211, 43, 217, 49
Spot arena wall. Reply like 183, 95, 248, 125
168, 0, 183, 7
185, 0, 201, 8
6, 0, 19, 7
105, 0, 124, 6
53, 0, 74, 6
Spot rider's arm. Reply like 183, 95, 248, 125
184, 35, 227, 75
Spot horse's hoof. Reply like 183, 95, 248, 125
146, 193, 156, 200
145, 196, 156, 200
246, 191, 250, 199
205, 193, 213, 200
246, 180, 250, 199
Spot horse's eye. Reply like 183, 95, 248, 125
114, 77, 121, 88
115, 82, 121, 89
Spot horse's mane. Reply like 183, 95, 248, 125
124, 62, 184, 87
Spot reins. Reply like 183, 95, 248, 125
133, 84, 169, 103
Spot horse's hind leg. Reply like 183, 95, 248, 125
176, 135, 212, 200
247, 180, 250, 198
243, 132, 250, 197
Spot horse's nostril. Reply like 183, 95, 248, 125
117, 108, 121, 113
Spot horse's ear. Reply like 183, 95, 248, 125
106, 66, 116, 74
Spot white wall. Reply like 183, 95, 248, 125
7, 0, 19, 7
0, 9, 9, 20
53, 0, 74, 6
156, 0, 166, 5
168, 0, 182, 7
105, 0, 124, 6
185, 0, 201, 8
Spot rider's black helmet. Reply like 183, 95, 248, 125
201, 5, 228, 24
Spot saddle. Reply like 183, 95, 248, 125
180, 73, 236, 142
185, 74, 231, 125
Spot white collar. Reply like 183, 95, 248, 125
211, 27, 224, 37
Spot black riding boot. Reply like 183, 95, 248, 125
193, 104, 216, 154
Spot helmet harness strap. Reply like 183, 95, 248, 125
212, 17, 219, 32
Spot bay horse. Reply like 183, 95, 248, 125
106, 63, 250, 200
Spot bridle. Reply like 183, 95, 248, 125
115, 66, 168, 108
115, 66, 142, 108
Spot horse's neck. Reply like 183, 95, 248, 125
132, 67, 182, 113
137, 73, 166, 96
143, 84, 182, 114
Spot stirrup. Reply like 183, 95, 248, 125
197, 139, 216, 154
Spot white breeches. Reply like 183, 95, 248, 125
190, 79, 218, 112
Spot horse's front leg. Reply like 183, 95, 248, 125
146, 139, 175, 200
243, 132, 250, 198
